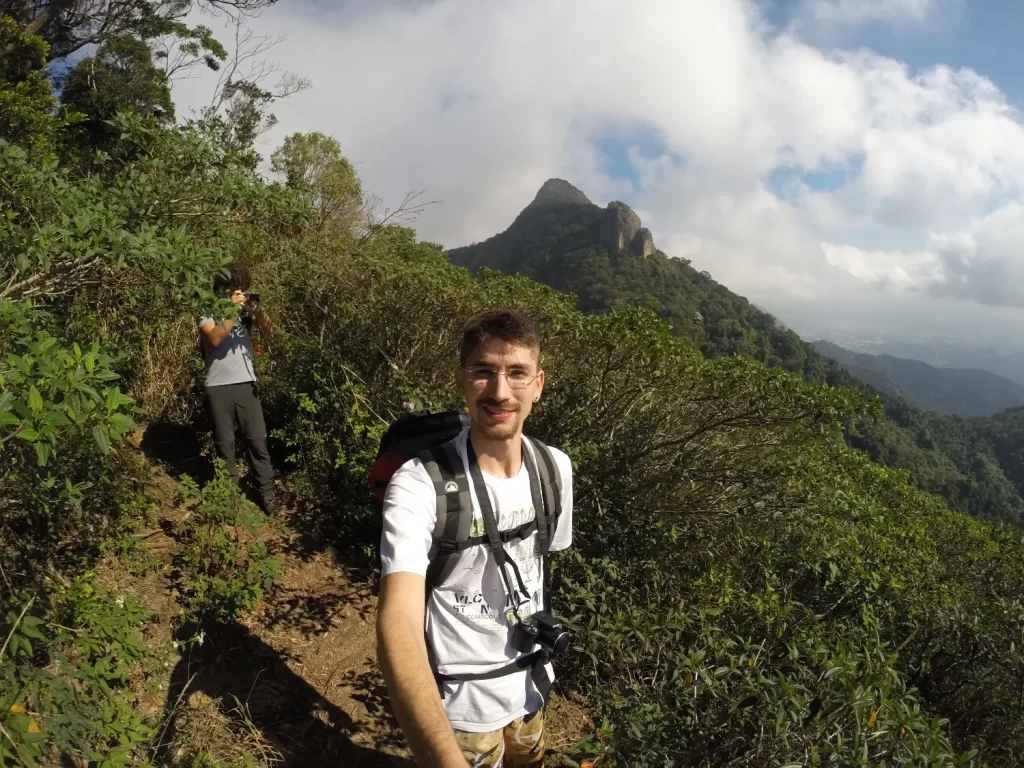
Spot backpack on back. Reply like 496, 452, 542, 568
418, 434, 563, 593
369, 410, 470, 503
417, 432, 565, 701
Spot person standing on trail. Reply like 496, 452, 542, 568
198, 263, 277, 514
377, 309, 574, 767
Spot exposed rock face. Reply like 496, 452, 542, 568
530, 178, 593, 208
633, 227, 654, 258
600, 202, 643, 257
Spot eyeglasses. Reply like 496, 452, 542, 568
461, 366, 539, 389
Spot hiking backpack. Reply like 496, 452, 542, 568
369, 409, 471, 503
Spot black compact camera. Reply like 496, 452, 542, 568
511, 610, 571, 656
245, 291, 260, 305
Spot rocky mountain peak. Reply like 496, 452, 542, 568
530, 178, 593, 208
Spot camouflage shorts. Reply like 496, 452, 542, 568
454, 707, 546, 767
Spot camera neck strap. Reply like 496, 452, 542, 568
464, 437, 535, 616
431, 435, 557, 704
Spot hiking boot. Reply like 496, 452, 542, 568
259, 493, 280, 515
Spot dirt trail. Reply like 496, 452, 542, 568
106, 452, 592, 766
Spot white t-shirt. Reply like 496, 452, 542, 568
380, 429, 573, 732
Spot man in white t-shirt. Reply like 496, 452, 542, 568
377, 309, 573, 767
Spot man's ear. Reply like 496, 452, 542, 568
535, 369, 545, 400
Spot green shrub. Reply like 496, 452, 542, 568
0, 300, 141, 575
0, 576, 156, 767
175, 462, 283, 624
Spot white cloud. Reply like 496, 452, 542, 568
822, 204, 1024, 306
170, 0, 1024, 316
821, 242, 942, 290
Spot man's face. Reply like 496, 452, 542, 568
456, 340, 544, 442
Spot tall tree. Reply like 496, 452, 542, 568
60, 34, 174, 151
0, 15, 63, 152
0, 0, 273, 61
271, 132, 362, 233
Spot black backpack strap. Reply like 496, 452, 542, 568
464, 439, 509, 564
420, 439, 473, 592
528, 438, 562, 549
522, 442, 549, 558
529, 438, 562, 615
435, 649, 551, 700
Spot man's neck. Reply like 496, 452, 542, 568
468, 426, 522, 479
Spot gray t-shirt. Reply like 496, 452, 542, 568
198, 316, 257, 387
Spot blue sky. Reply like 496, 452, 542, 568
781, 1, 1024, 104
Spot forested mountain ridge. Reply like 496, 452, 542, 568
450, 180, 1024, 527
812, 340, 1024, 417
451, 179, 830, 379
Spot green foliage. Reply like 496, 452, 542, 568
60, 36, 174, 157
0, 577, 156, 767
175, 462, 283, 623
270, 131, 362, 233
152, 22, 228, 79
0, 300, 142, 569
0, 17, 66, 155
196, 82, 281, 173
0, 115, 306, 417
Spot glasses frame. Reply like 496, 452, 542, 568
459, 365, 541, 390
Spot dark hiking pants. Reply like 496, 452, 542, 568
206, 382, 274, 499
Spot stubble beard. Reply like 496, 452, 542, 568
477, 409, 523, 442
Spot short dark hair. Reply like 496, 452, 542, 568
458, 309, 541, 367
213, 262, 251, 293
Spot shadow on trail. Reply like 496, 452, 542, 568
160, 621, 414, 767
139, 417, 379, 575
141, 421, 215, 485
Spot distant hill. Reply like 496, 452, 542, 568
943, 350, 1024, 390
812, 340, 1024, 417
831, 338, 1024, 391
448, 179, 1024, 527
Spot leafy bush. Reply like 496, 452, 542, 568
175, 462, 283, 624
0, 577, 157, 767
0, 300, 142, 573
